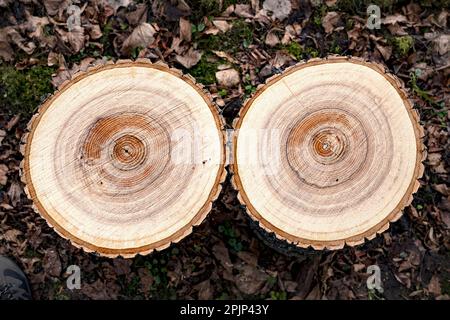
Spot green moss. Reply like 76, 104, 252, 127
218, 88, 228, 97
51, 280, 71, 300
189, 54, 224, 85
285, 42, 303, 60
368, 288, 384, 300
311, 4, 328, 27
218, 221, 244, 252
270, 291, 287, 300
187, 0, 250, 20
0, 65, 54, 116
282, 42, 319, 60
197, 19, 253, 53
393, 36, 414, 57
306, 47, 319, 58
121, 275, 141, 297
217, 292, 230, 300
409, 72, 433, 104
330, 39, 343, 54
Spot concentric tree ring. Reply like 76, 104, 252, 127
231, 56, 425, 250
21, 60, 226, 258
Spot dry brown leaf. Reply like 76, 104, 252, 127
66, 26, 85, 53
170, 37, 184, 54
205, 26, 220, 35
216, 68, 240, 87
121, 23, 157, 55
179, 17, 192, 43
25, 15, 50, 41
440, 197, 450, 228
175, 47, 202, 68
0, 0, 12, 7
284, 280, 298, 292
235, 263, 269, 295
376, 43, 392, 60
0, 130, 6, 145
387, 24, 408, 36
195, 279, 213, 300
7, 181, 22, 207
213, 50, 238, 64
5, 114, 20, 131
56, 26, 85, 53
325, 0, 338, 6
212, 20, 231, 33
235, 4, 253, 18
43, 0, 70, 16
281, 24, 298, 45
87, 24, 102, 40
237, 251, 258, 266
263, 0, 292, 21
0, 164, 8, 185
222, 4, 235, 17
427, 152, 442, 166
47, 51, 60, 66
271, 50, 293, 67
153, 0, 191, 21
212, 241, 233, 271
51, 57, 95, 88
382, 14, 408, 25
105, 0, 131, 14
43, 249, 62, 277
0, 29, 13, 61
436, 11, 448, 29
126, 3, 148, 26
428, 275, 442, 296
353, 263, 366, 272
1, 229, 22, 242
322, 11, 340, 34
434, 34, 449, 56
433, 184, 449, 196
6, 27, 36, 55
305, 285, 321, 299
137, 268, 154, 292
265, 30, 280, 47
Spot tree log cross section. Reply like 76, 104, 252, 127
21, 60, 227, 258
231, 57, 425, 250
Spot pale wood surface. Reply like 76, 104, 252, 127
231, 56, 425, 250
21, 60, 226, 257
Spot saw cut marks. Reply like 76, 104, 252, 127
232, 57, 425, 250
21, 60, 226, 257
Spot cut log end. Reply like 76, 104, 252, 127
231, 56, 425, 250
21, 60, 226, 258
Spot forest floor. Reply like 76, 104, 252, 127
0, 0, 449, 300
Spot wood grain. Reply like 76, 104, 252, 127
231, 56, 425, 250
21, 59, 226, 257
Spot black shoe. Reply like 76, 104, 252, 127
0, 256, 32, 300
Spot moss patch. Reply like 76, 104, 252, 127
197, 19, 253, 53
187, 0, 250, 21
284, 42, 303, 60
0, 65, 54, 116
281, 42, 319, 60
393, 36, 414, 57
189, 54, 225, 85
